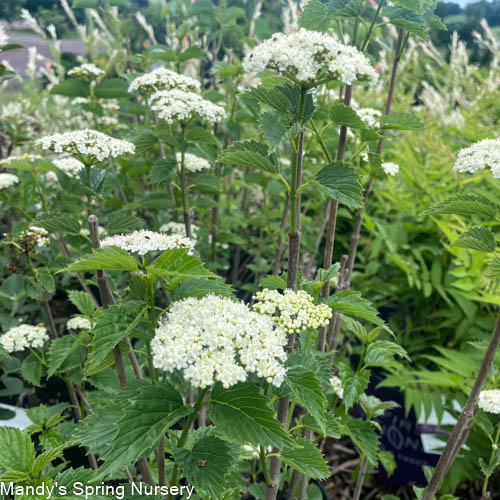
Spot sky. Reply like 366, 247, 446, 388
454, 0, 492, 5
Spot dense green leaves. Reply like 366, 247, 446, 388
326, 290, 386, 328
217, 141, 277, 174
337, 363, 370, 409
210, 383, 293, 448
454, 226, 496, 253
299, 0, 330, 32
341, 417, 380, 465
316, 162, 363, 208
423, 194, 497, 219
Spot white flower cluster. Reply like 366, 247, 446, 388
176, 152, 211, 173
382, 162, 399, 176
0, 324, 49, 353
453, 138, 500, 178
52, 156, 84, 178
330, 375, 344, 399
243, 28, 378, 86
0, 154, 41, 166
478, 389, 500, 414
0, 102, 23, 120
101, 229, 195, 256
22, 226, 50, 247
358, 108, 382, 127
0, 173, 19, 190
128, 67, 201, 95
67, 316, 92, 330
36, 129, 135, 162
253, 288, 332, 334
68, 63, 105, 81
152, 295, 287, 388
0, 23, 9, 46
160, 221, 199, 237
149, 89, 226, 125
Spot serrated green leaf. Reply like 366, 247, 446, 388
328, 0, 364, 17
35, 214, 81, 234
341, 417, 379, 465
486, 256, 500, 278
185, 127, 218, 145
454, 226, 496, 253
174, 278, 235, 300
330, 103, 365, 129
316, 162, 363, 208
259, 274, 287, 290
148, 248, 217, 280
133, 130, 157, 155
61, 247, 139, 272
35, 267, 55, 294
217, 141, 276, 174
174, 435, 234, 497
51, 79, 90, 98
299, 0, 330, 32
301, 413, 342, 439
47, 334, 87, 378
94, 78, 130, 98
210, 382, 293, 448
105, 212, 143, 235
280, 437, 329, 479
68, 290, 95, 317
152, 157, 177, 183
32, 446, 65, 475
87, 302, 145, 372
381, 112, 424, 130
326, 290, 386, 328
241, 84, 291, 115
337, 364, 370, 409
361, 128, 383, 142
423, 194, 497, 219
22, 354, 43, 387
365, 340, 409, 366
0, 427, 35, 473
259, 111, 287, 149
98, 384, 190, 477
379, 451, 396, 477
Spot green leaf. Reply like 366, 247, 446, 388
68, 290, 95, 317
106, 212, 143, 235
382, 6, 431, 41
259, 274, 287, 290
35, 214, 81, 234
361, 128, 383, 142
61, 247, 139, 272
174, 278, 235, 300
479, 457, 498, 478
381, 112, 424, 130
316, 162, 363, 208
330, 103, 365, 129
423, 194, 497, 219
285, 354, 327, 432
148, 248, 217, 280
193, 174, 221, 193
454, 226, 496, 253
299, 0, 330, 32
186, 127, 218, 145
280, 437, 329, 479
152, 158, 177, 183
209, 382, 293, 448
391, 0, 425, 12
35, 267, 55, 294
301, 413, 342, 439
328, 0, 364, 17
486, 256, 500, 278
22, 354, 44, 387
87, 302, 145, 373
178, 46, 206, 62
133, 130, 157, 155
326, 290, 385, 328
94, 78, 130, 98
32, 446, 65, 475
337, 364, 370, 409
47, 334, 87, 378
241, 84, 291, 115
365, 340, 409, 366
99, 384, 190, 477
217, 141, 276, 174
259, 111, 288, 149
379, 451, 396, 477
341, 417, 380, 465
174, 435, 234, 497
51, 79, 90, 97
0, 427, 35, 472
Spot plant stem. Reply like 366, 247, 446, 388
85, 164, 92, 216
180, 124, 192, 238
353, 456, 368, 500
260, 446, 273, 487
360, 0, 386, 51
168, 388, 208, 498
423, 309, 500, 500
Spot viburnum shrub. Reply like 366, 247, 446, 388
0, 1, 499, 500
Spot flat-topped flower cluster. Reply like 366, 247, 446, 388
453, 137, 500, 178
243, 28, 377, 87
36, 129, 135, 162
253, 288, 332, 334
52, 156, 85, 178
68, 63, 105, 82
152, 294, 287, 388
0, 173, 19, 190
101, 229, 195, 255
0, 324, 49, 353
22, 226, 50, 248
128, 67, 201, 94
67, 316, 92, 331
478, 389, 500, 414
176, 152, 211, 173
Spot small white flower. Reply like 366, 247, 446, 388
52, 156, 84, 178
36, 129, 135, 162
253, 288, 332, 334
100, 229, 195, 255
357, 108, 382, 127
68, 63, 105, 82
0, 154, 41, 166
67, 316, 92, 330
478, 389, 500, 414
381, 162, 399, 176
0, 173, 19, 190
453, 138, 500, 178
22, 226, 50, 248
330, 375, 344, 399
0, 102, 23, 120
0, 324, 49, 353
149, 89, 226, 125
243, 28, 378, 87
129, 67, 200, 95
176, 152, 211, 173
152, 295, 287, 388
